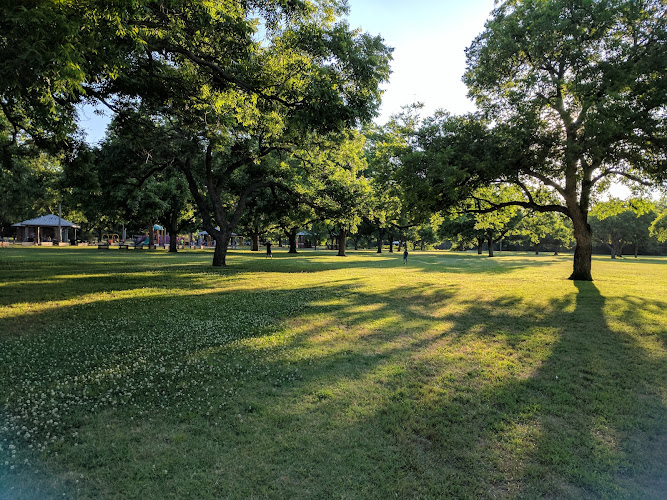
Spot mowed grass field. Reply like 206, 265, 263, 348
0, 246, 665, 499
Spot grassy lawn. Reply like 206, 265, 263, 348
0, 246, 665, 499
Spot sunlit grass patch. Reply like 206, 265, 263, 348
0, 247, 665, 498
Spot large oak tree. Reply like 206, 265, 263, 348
2, 1, 391, 266
462, 0, 666, 280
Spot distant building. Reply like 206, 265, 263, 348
11, 215, 80, 245
297, 231, 312, 248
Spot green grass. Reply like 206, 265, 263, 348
0, 246, 665, 499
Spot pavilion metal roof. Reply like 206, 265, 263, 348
12, 215, 81, 229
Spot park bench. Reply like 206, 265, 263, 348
97, 243, 110, 250
118, 244, 130, 250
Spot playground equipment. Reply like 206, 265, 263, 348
133, 235, 149, 246
102, 233, 120, 244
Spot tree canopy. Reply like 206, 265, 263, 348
398, 0, 666, 279
1, 0, 392, 264
4, 0, 666, 273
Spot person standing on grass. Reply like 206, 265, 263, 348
266, 240, 272, 259
403, 248, 408, 264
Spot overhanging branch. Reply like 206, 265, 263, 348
465, 197, 568, 215
524, 170, 567, 198
590, 168, 654, 187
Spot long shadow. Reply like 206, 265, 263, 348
1, 250, 665, 498
181, 281, 665, 497
0, 249, 241, 311
0, 247, 557, 324
0, 279, 455, 497
241, 249, 562, 275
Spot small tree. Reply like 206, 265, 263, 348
304, 133, 371, 257
467, 186, 526, 257
416, 220, 439, 251
519, 211, 573, 255
438, 214, 480, 252
589, 199, 657, 258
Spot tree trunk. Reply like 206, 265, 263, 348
634, 241, 639, 258
487, 235, 494, 257
477, 237, 484, 255
569, 218, 593, 281
534, 242, 539, 255
168, 211, 178, 253
608, 238, 623, 259
287, 227, 297, 254
168, 229, 178, 253
212, 229, 231, 266
212, 240, 227, 266
377, 228, 383, 253
554, 242, 560, 256
251, 231, 259, 251
389, 236, 393, 253
337, 228, 347, 257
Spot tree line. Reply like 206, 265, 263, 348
1, 0, 665, 279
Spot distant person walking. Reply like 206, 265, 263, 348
403, 248, 408, 264
266, 240, 272, 259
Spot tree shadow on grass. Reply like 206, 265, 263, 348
189, 281, 666, 498
0, 281, 446, 498
0, 248, 563, 316
461, 282, 667, 498
0, 251, 243, 316
1, 256, 665, 498
246, 250, 562, 275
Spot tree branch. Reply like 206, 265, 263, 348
590, 168, 655, 187
465, 198, 568, 215
179, 157, 220, 238
165, 45, 301, 108
524, 170, 567, 198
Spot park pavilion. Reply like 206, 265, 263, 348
12, 215, 80, 246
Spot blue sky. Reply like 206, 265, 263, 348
345, 0, 496, 122
77, 1, 496, 143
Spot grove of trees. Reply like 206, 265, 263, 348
1, 0, 665, 279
